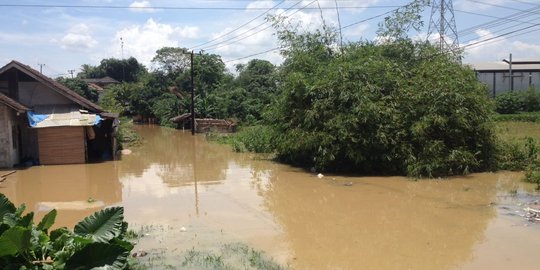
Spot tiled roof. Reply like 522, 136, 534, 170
82, 76, 119, 84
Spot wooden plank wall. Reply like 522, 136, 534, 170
38, 127, 85, 165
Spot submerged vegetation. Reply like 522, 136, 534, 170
0, 193, 134, 269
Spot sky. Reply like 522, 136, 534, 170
0, 0, 539, 77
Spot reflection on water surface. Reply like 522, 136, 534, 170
1, 125, 539, 269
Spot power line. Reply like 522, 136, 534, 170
200, 0, 315, 51
0, 3, 401, 11
222, 3, 403, 63
463, 0, 534, 12
462, 22, 540, 50
454, 6, 540, 37
188, 0, 287, 50
225, 47, 281, 63
507, 0, 540, 6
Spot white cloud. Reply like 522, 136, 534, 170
462, 29, 540, 63
112, 19, 199, 67
57, 24, 98, 52
129, 1, 157, 13
343, 23, 370, 39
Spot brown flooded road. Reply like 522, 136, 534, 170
1, 125, 540, 269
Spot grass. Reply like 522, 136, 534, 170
497, 120, 540, 189
181, 243, 287, 270
116, 117, 141, 148
133, 243, 287, 270
496, 121, 540, 143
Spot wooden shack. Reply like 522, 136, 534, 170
0, 60, 117, 167
170, 114, 236, 133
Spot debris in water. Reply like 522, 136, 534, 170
180, 226, 187, 232
317, 173, 324, 179
344, 182, 353, 187
524, 207, 540, 222
132, 250, 148, 258
121, 149, 132, 155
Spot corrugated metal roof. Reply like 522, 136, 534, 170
30, 105, 99, 128
469, 61, 540, 71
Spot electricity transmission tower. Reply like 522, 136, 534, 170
427, 0, 460, 54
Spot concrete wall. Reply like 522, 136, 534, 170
478, 71, 540, 97
18, 82, 73, 107
0, 105, 16, 167
0, 81, 72, 107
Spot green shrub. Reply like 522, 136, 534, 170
496, 92, 522, 114
214, 126, 277, 154
493, 112, 540, 122
524, 165, 540, 190
116, 117, 140, 148
520, 86, 540, 112
0, 193, 134, 269
496, 138, 538, 171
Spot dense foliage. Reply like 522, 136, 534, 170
78, 57, 147, 83
0, 193, 133, 269
56, 77, 99, 103
264, 29, 497, 177
495, 87, 540, 114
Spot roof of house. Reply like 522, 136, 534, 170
0, 92, 30, 113
469, 61, 540, 72
170, 113, 192, 123
87, 83, 105, 92
82, 76, 119, 84
0, 60, 103, 113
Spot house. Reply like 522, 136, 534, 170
170, 113, 236, 133
0, 60, 118, 168
81, 76, 120, 101
471, 58, 540, 97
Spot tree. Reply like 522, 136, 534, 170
151, 47, 190, 77
56, 77, 99, 103
260, 10, 497, 177
78, 57, 147, 83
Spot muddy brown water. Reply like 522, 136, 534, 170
1, 125, 540, 269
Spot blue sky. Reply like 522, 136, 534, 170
0, 0, 539, 77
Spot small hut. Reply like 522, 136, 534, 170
170, 114, 236, 133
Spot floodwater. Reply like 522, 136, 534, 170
1, 125, 540, 269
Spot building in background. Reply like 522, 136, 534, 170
471, 57, 540, 97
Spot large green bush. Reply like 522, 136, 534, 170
265, 29, 497, 177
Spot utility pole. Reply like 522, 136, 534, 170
38, 63, 45, 74
190, 51, 195, 136
427, 0, 460, 56
503, 53, 523, 92
120, 37, 125, 82
67, 69, 76, 78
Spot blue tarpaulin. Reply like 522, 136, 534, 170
94, 115, 102, 126
27, 111, 49, 127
